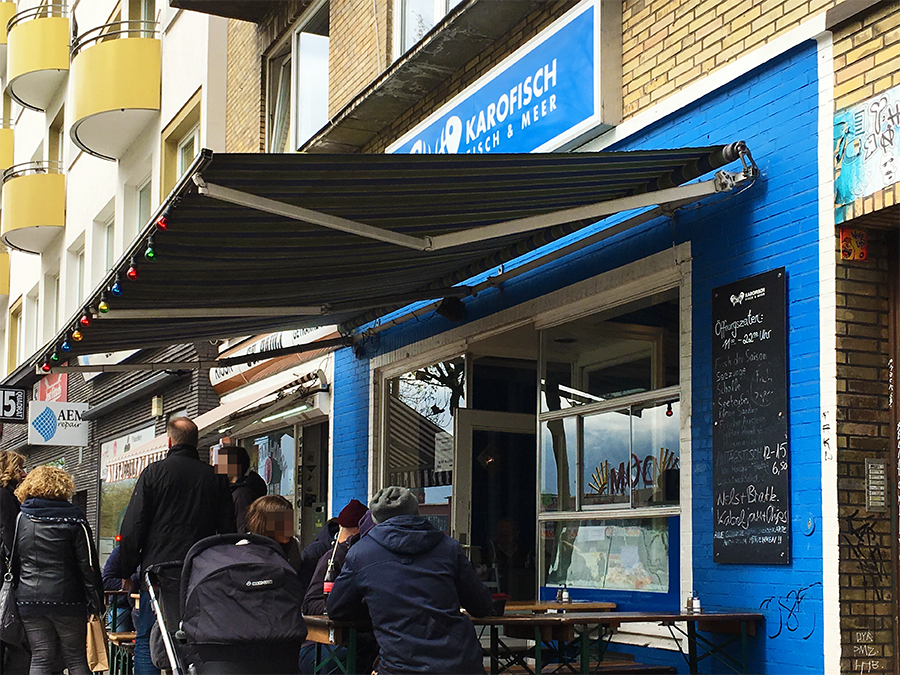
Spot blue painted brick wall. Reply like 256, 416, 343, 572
332, 40, 824, 673
331, 346, 371, 510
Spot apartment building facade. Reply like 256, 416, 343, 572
0, 0, 228, 553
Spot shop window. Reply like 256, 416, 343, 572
397, 0, 464, 56
248, 428, 296, 500
383, 356, 466, 531
267, 0, 329, 152
538, 291, 681, 593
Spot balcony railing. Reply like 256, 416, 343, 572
70, 21, 161, 160
1, 161, 65, 254
6, 4, 69, 111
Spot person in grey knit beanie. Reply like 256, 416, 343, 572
369, 486, 419, 524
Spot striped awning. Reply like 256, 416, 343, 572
18, 143, 755, 375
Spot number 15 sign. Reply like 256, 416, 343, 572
0, 387, 27, 423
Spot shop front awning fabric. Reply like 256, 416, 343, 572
20, 143, 757, 378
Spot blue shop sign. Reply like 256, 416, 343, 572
388, 0, 600, 155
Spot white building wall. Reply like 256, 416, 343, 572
1, 1, 228, 378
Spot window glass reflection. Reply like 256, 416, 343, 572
542, 518, 669, 592
540, 418, 577, 512
631, 400, 680, 507
583, 410, 631, 507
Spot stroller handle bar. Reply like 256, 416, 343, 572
143, 561, 185, 675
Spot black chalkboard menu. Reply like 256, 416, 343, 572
712, 268, 790, 564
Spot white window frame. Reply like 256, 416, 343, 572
371, 245, 693, 606
266, 0, 329, 153
44, 272, 60, 336
393, 0, 464, 60
177, 125, 200, 177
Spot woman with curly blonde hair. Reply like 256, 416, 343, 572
12, 466, 104, 675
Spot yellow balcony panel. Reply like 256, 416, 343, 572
0, 2, 16, 77
0, 249, 8, 300
1, 163, 65, 254
0, 126, 12, 173
7, 7, 69, 112
71, 25, 160, 160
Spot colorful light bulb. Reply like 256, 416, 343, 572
41, 362, 52, 373
60, 340, 71, 352
156, 215, 168, 231
144, 245, 155, 260
98, 300, 109, 313
127, 266, 138, 280
72, 330, 83, 342
111, 280, 123, 296
50, 352, 60, 362
80, 314, 92, 327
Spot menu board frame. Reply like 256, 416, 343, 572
711, 268, 790, 565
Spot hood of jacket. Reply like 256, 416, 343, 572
20, 498, 86, 522
368, 515, 444, 556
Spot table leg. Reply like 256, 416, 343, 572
491, 625, 499, 675
741, 621, 748, 675
580, 626, 589, 675
534, 627, 543, 674
687, 621, 698, 674
348, 628, 357, 675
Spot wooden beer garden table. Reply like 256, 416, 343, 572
468, 610, 765, 675
303, 615, 359, 675
505, 600, 617, 613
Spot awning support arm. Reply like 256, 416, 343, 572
426, 171, 748, 250
193, 175, 433, 251
195, 169, 751, 253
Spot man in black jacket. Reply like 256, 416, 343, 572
215, 444, 267, 531
327, 486, 492, 674
119, 417, 236, 675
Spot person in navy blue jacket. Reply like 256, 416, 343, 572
326, 486, 492, 675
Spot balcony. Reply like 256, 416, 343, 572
70, 22, 161, 161
0, 2, 16, 77
6, 4, 69, 112
1, 162, 65, 254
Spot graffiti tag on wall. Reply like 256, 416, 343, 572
834, 84, 900, 221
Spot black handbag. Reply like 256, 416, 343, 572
0, 514, 26, 647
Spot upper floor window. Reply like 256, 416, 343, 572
267, 1, 329, 152
398, 0, 464, 55
177, 125, 199, 176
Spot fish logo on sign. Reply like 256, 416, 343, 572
31, 407, 58, 442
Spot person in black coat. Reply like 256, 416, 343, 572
215, 445, 267, 532
327, 487, 492, 675
300, 508, 377, 675
14, 465, 105, 675
0, 450, 29, 674
118, 417, 236, 675
297, 518, 340, 596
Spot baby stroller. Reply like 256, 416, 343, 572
145, 533, 308, 675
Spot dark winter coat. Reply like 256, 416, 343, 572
119, 444, 236, 576
231, 470, 267, 532
326, 515, 492, 675
0, 481, 20, 561
14, 498, 105, 618
297, 519, 339, 595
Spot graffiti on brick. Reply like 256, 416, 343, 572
854, 659, 881, 674
822, 410, 834, 462
842, 509, 888, 601
834, 84, 900, 216
758, 581, 821, 639
853, 645, 878, 657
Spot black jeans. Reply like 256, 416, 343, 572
20, 615, 90, 675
